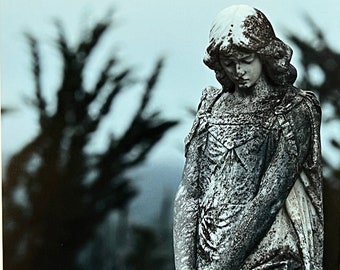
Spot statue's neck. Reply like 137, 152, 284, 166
233, 75, 281, 103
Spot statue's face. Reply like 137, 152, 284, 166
220, 51, 262, 89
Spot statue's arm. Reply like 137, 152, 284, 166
221, 97, 320, 269
173, 86, 223, 269
173, 142, 201, 270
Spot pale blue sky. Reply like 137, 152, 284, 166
1, 0, 339, 223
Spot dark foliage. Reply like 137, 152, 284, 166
125, 195, 174, 270
79, 195, 175, 270
288, 17, 340, 270
289, 16, 340, 122
1, 107, 17, 114
2, 17, 177, 270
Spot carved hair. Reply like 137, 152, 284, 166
203, 5, 297, 92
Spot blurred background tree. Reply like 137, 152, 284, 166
288, 17, 340, 270
2, 16, 177, 270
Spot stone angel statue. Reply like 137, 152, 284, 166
173, 5, 323, 270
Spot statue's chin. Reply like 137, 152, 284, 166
236, 83, 253, 92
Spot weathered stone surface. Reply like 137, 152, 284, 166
174, 5, 323, 270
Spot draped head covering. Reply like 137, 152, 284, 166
204, 5, 297, 91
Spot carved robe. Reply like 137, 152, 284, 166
174, 86, 323, 270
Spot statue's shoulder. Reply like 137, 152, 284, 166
274, 87, 321, 157
274, 87, 321, 154
201, 86, 222, 98
300, 90, 321, 113
197, 86, 224, 113
298, 89, 322, 127
275, 86, 321, 119
184, 86, 222, 156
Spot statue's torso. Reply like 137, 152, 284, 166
196, 93, 301, 267
200, 109, 278, 204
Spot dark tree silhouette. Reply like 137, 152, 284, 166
288, 17, 340, 270
2, 17, 177, 270
125, 195, 175, 270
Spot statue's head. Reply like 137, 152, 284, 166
204, 5, 297, 92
